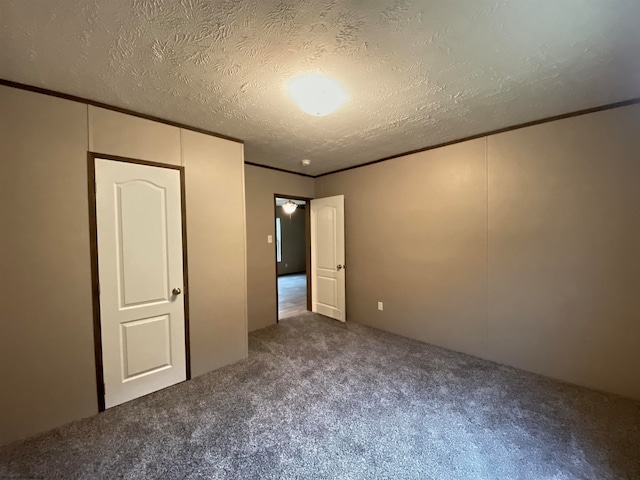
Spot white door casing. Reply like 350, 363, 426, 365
95, 158, 187, 408
310, 195, 346, 322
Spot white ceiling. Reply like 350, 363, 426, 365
2, 0, 640, 176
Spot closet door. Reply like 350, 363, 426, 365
95, 157, 187, 408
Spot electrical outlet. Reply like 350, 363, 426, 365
377, 302, 383, 311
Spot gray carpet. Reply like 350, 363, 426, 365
1, 312, 639, 479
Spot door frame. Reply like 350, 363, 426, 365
87, 152, 191, 411
273, 194, 313, 322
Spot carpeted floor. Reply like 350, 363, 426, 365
1, 312, 639, 479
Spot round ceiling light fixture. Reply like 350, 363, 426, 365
282, 200, 298, 214
287, 73, 349, 116
301, 159, 311, 167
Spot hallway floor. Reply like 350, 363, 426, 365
278, 273, 307, 319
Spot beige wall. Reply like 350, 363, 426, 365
89, 106, 182, 165
316, 103, 640, 400
316, 140, 488, 358
0, 86, 247, 446
276, 206, 307, 276
181, 129, 248, 376
487, 105, 640, 399
91, 109, 248, 378
245, 165, 314, 331
1, 87, 96, 446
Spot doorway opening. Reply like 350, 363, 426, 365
274, 195, 312, 321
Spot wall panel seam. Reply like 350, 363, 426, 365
179, 129, 184, 167
87, 105, 93, 151
241, 146, 249, 358
485, 136, 489, 359
86, 104, 90, 151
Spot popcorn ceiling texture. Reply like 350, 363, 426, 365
2, 0, 640, 175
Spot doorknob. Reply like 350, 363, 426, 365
172, 287, 182, 295
337, 265, 345, 270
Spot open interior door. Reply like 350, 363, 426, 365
310, 195, 346, 322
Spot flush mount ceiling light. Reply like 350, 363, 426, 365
287, 73, 349, 116
282, 200, 298, 214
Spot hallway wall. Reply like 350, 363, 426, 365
276, 206, 307, 276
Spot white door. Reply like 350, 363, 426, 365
310, 195, 346, 322
95, 158, 187, 408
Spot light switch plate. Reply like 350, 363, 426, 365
377, 302, 383, 311
267, 235, 273, 243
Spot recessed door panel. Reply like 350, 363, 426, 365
316, 206, 337, 270
95, 158, 186, 409
121, 315, 171, 380
116, 181, 169, 308
316, 276, 338, 308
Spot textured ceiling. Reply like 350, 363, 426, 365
2, 0, 640, 176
